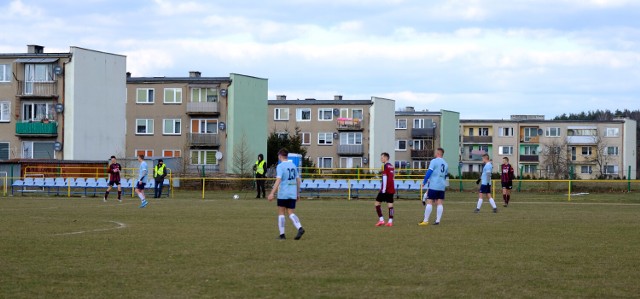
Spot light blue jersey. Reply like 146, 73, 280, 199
139, 160, 148, 181
276, 160, 299, 200
423, 157, 448, 191
481, 162, 492, 185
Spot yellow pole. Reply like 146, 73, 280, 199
347, 179, 351, 200
202, 178, 205, 200
67, 179, 71, 197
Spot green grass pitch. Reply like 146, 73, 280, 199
1, 192, 639, 298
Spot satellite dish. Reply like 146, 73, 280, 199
363, 157, 368, 164
53, 65, 63, 75
54, 142, 63, 151
537, 128, 543, 136
333, 108, 340, 116
220, 89, 227, 97
333, 132, 339, 139
218, 122, 226, 131
215, 152, 223, 160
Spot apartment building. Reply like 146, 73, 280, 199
394, 107, 460, 171
267, 96, 395, 169
0, 45, 126, 161
460, 116, 637, 179
126, 72, 267, 174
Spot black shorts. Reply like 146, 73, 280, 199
108, 180, 121, 187
136, 181, 145, 190
277, 199, 297, 209
376, 192, 394, 203
479, 184, 491, 194
501, 182, 513, 189
426, 189, 445, 200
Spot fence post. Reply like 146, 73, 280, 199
568, 179, 571, 202
458, 164, 462, 192
347, 178, 351, 200
518, 165, 523, 192
628, 165, 631, 192
202, 178, 205, 200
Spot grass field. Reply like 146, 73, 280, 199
1, 192, 639, 298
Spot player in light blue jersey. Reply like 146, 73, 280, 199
135, 154, 148, 208
475, 153, 497, 213
418, 148, 448, 226
268, 148, 305, 240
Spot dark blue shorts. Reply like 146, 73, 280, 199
108, 180, 121, 187
479, 184, 491, 194
427, 189, 445, 200
136, 181, 145, 190
277, 199, 296, 209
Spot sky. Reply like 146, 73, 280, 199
2, 0, 639, 119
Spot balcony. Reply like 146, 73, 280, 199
17, 80, 58, 98
186, 102, 219, 115
188, 133, 220, 147
337, 118, 363, 131
462, 136, 493, 143
337, 144, 364, 155
412, 128, 436, 138
567, 136, 596, 145
411, 149, 434, 160
520, 155, 539, 162
520, 136, 540, 143
16, 121, 58, 137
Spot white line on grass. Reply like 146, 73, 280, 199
55, 221, 127, 236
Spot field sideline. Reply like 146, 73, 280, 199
1, 192, 639, 298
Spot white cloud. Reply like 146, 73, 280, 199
153, 0, 208, 16
6, 0, 43, 18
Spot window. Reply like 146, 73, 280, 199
300, 132, 311, 145
22, 102, 54, 121
395, 161, 408, 169
317, 157, 333, 168
468, 128, 474, 136
571, 147, 577, 161
413, 139, 427, 150
163, 119, 181, 135
413, 119, 425, 129
606, 146, 619, 156
498, 146, 513, 155
1, 101, 10, 122
339, 132, 362, 145
164, 88, 182, 104
296, 108, 311, 121
605, 128, 620, 137
396, 140, 407, 151
340, 108, 349, 118
191, 119, 218, 134
352, 109, 363, 120
523, 127, 539, 141
162, 150, 181, 157
274, 108, 289, 121
22, 141, 54, 159
580, 165, 592, 174
581, 146, 592, 156
0, 142, 9, 160
523, 145, 538, 155
276, 132, 288, 139
340, 157, 362, 168
136, 88, 154, 103
318, 108, 333, 121
191, 150, 218, 165
136, 119, 154, 135
136, 149, 154, 157
568, 129, 597, 136
523, 164, 537, 174
25, 64, 54, 82
396, 119, 407, 129
191, 88, 217, 102
545, 127, 561, 137
498, 127, 514, 137
318, 132, 334, 145
478, 127, 489, 136
605, 165, 619, 174
413, 161, 428, 169
0, 64, 11, 82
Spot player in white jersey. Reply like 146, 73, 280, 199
475, 153, 497, 213
419, 148, 448, 226
267, 148, 305, 240
135, 154, 148, 208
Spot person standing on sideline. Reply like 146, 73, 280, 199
268, 148, 305, 240
104, 155, 122, 202
135, 154, 149, 208
153, 159, 167, 198
475, 154, 497, 213
254, 154, 267, 198
419, 148, 448, 226
501, 157, 515, 207
375, 152, 396, 227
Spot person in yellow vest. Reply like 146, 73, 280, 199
254, 154, 267, 198
153, 159, 168, 198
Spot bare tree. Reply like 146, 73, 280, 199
590, 134, 614, 178
541, 139, 570, 179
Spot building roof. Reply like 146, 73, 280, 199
127, 77, 231, 84
460, 119, 628, 124
268, 100, 373, 105
0, 53, 71, 59
395, 111, 443, 116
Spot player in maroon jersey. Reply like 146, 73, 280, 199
500, 157, 515, 207
104, 156, 123, 202
375, 152, 396, 227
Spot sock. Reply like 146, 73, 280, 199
278, 215, 285, 235
117, 191, 121, 199
489, 198, 497, 209
424, 204, 433, 222
376, 205, 383, 221
476, 198, 483, 210
436, 205, 443, 223
104, 191, 109, 198
388, 207, 394, 223
138, 193, 145, 202
507, 194, 510, 204
289, 214, 302, 230
503, 194, 507, 203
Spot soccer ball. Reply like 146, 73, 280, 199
233, 194, 240, 200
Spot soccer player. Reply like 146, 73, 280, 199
501, 157, 515, 207
419, 148, 448, 226
475, 154, 497, 213
267, 148, 305, 240
104, 155, 122, 202
375, 152, 396, 227
135, 154, 149, 208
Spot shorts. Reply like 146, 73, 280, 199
277, 199, 297, 209
108, 180, 121, 187
375, 192, 394, 203
136, 181, 145, 190
501, 182, 513, 190
479, 184, 491, 194
426, 189, 445, 200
